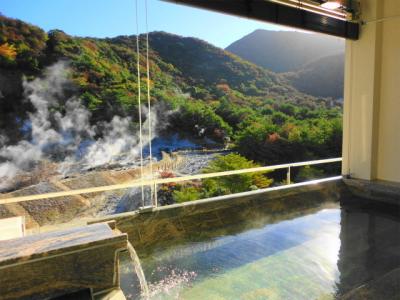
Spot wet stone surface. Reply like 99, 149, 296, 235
110, 182, 400, 300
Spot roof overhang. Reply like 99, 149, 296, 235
163, 0, 359, 40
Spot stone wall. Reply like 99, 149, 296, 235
91, 179, 347, 256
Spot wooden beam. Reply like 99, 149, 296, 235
163, 0, 359, 40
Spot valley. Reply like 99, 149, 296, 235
0, 15, 343, 228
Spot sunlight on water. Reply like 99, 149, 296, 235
120, 197, 400, 300
147, 267, 197, 299
123, 207, 342, 300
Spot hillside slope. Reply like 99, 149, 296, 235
0, 16, 329, 138
226, 29, 344, 73
0, 15, 342, 184
282, 53, 344, 99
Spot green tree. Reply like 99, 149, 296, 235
202, 153, 272, 196
271, 111, 288, 125
173, 186, 201, 203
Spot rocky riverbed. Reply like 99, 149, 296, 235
96, 150, 226, 216
0, 133, 227, 229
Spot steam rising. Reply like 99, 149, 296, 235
0, 61, 157, 191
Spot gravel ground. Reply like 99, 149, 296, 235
176, 153, 220, 175
97, 152, 223, 216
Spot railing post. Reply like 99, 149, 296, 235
153, 182, 158, 208
287, 166, 291, 185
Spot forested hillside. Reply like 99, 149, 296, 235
0, 15, 342, 171
226, 29, 345, 99
283, 53, 344, 99
226, 29, 344, 72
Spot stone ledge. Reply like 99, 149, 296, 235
0, 223, 127, 300
89, 178, 345, 255
343, 178, 400, 206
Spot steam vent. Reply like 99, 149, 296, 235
0, 0, 399, 299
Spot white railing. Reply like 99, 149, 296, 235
0, 157, 342, 206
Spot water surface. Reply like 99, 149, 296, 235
120, 198, 400, 299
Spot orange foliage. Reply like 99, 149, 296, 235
141, 77, 154, 88
0, 43, 17, 61
282, 123, 296, 136
109, 65, 119, 73
160, 171, 175, 178
216, 83, 230, 93
82, 40, 98, 53
160, 171, 176, 187
267, 132, 280, 143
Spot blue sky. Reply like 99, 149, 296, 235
0, 0, 297, 48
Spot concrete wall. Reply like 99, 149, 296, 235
343, 0, 400, 182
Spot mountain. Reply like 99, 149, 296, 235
0, 15, 342, 172
226, 29, 344, 73
225, 29, 345, 99
282, 53, 344, 99
0, 16, 330, 139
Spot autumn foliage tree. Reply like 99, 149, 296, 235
0, 14, 343, 191
0, 42, 17, 63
